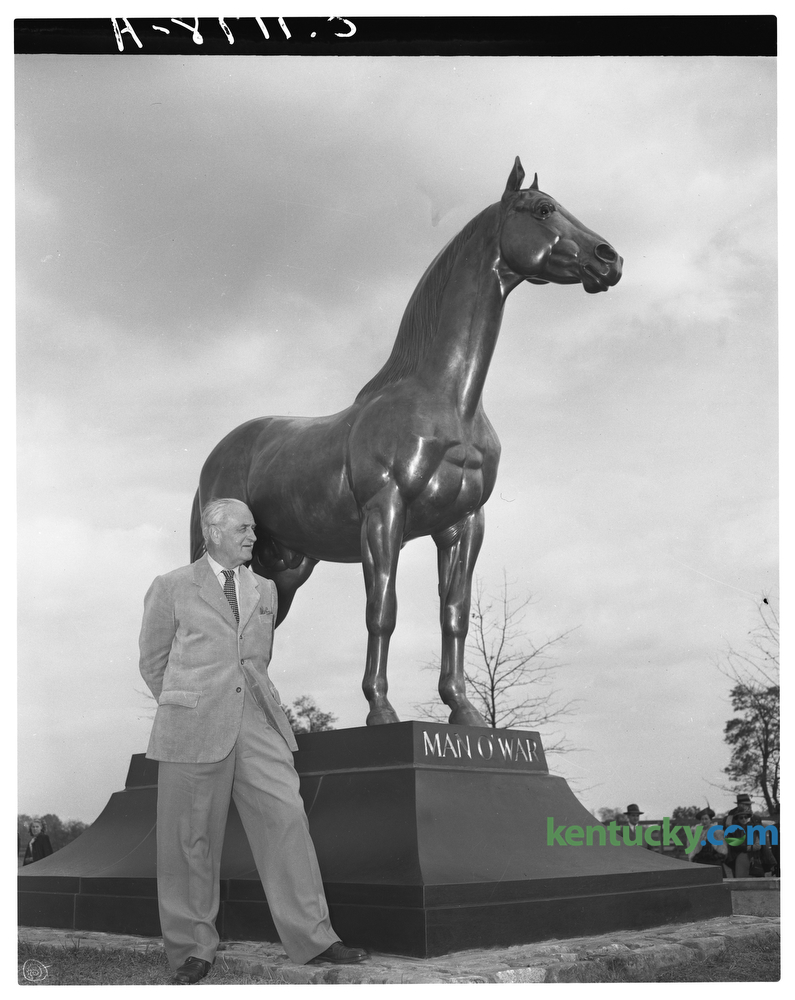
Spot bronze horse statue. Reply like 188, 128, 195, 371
191, 157, 622, 727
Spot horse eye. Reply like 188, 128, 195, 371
538, 203, 554, 218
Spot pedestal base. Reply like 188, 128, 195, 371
19, 723, 729, 956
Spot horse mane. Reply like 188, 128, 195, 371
355, 207, 492, 400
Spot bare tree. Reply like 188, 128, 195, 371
415, 573, 578, 751
721, 594, 779, 688
720, 595, 780, 818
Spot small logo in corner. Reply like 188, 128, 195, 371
22, 958, 49, 982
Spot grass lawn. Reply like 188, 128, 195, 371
559, 933, 780, 983
18, 932, 780, 985
18, 940, 284, 986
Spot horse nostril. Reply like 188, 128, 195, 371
595, 243, 617, 264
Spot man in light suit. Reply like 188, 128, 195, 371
139, 497, 366, 984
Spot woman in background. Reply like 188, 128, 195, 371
23, 819, 53, 866
687, 808, 730, 875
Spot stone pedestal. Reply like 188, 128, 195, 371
18, 723, 729, 957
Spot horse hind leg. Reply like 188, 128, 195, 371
434, 509, 488, 727
271, 557, 318, 627
189, 489, 205, 562
250, 536, 318, 627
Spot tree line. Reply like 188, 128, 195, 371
597, 596, 779, 822
17, 814, 89, 857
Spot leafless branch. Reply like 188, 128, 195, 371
413, 572, 579, 749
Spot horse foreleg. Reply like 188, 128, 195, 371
360, 487, 404, 725
434, 508, 488, 727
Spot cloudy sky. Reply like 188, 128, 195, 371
16, 49, 776, 824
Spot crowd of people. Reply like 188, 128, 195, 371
621, 795, 779, 878
689, 794, 779, 878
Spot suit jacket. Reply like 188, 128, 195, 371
139, 555, 298, 761
619, 822, 657, 851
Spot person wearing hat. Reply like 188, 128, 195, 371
731, 793, 752, 810
687, 807, 729, 872
723, 794, 774, 877
622, 804, 657, 851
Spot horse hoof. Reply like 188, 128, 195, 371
448, 707, 488, 727
366, 707, 401, 725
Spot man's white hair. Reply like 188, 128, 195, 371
200, 498, 250, 540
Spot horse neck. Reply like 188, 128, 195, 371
355, 204, 524, 413
420, 206, 517, 419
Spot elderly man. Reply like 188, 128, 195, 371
139, 497, 365, 984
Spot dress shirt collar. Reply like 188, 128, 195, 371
206, 553, 240, 587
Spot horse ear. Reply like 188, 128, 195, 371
504, 157, 525, 196
529, 173, 539, 191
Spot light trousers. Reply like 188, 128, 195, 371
156, 691, 339, 968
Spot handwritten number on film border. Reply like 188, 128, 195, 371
111, 17, 357, 51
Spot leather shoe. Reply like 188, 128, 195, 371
170, 956, 213, 984
309, 941, 368, 965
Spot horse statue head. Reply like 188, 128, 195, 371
499, 156, 623, 294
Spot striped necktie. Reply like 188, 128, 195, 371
222, 569, 239, 623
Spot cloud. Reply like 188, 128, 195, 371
16, 54, 777, 821
17, 515, 175, 818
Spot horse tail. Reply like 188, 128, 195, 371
189, 488, 205, 562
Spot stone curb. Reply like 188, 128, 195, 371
19, 915, 780, 985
